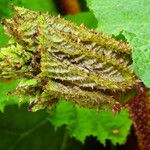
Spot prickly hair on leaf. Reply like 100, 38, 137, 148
0, 6, 138, 111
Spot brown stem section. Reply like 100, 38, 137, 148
128, 88, 150, 150
59, 0, 80, 15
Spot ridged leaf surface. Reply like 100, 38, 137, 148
0, 6, 137, 111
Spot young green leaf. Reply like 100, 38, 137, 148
0, 104, 84, 150
64, 11, 98, 29
0, 6, 138, 112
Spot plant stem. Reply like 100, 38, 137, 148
60, 129, 70, 150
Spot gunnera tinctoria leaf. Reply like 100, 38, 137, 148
0, 6, 140, 112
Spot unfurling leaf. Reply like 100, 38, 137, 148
0, 6, 139, 112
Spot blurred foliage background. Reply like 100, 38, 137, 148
0, 0, 140, 150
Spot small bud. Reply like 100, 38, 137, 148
119, 58, 124, 63
136, 79, 142, 84
57, 14, 61, 18
80, 23, 84, 27
77, 38, 81, 43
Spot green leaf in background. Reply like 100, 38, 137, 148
64, 11, 98, 29
0, 105, 86, 150
49, 100, 132, 145
0, 80, 19, 112
0, 0, 58, 18
0, 24, 9, 48
14, 0, 58, 15
86, 0, 150, 87
0, 0, 13, 18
